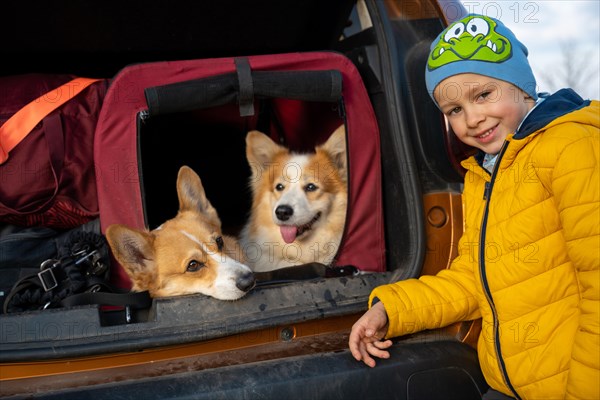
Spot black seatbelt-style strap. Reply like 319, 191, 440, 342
235, 57, 255, 117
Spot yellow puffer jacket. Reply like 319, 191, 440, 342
371, 91, 599, 400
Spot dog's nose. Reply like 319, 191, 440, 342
275, 205, 294, 221
236, 271, 256, 292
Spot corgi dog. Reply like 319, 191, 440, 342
240, 125, 347, 272
106, 166, 255, 300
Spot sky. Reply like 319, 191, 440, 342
458, 0, 600, 100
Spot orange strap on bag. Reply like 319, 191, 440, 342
0, 77, 101, 164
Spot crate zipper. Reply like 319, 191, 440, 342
139, 109, 150, 122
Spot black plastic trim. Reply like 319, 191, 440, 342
34, 340, 487, 400
366, 0, 426, 281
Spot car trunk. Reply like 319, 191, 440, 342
0, 1, 486, 398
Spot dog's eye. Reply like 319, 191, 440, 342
275, 183, 285, 191
215, 236, 224, 251
186, 260, 205, 272
305, 183, 318, 192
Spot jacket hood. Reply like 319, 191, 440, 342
515, 89, 593, 139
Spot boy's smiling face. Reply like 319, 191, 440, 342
434, 73, 535, 155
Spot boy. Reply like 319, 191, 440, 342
348, 14, 599, 400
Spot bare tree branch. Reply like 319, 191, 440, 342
538, 39, 599, 94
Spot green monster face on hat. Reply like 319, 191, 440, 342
427, 15, 512, 70
425, 14, 537, 103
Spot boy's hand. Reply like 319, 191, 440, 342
348, 301, 393, 368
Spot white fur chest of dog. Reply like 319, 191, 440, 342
240, 125, 347, 272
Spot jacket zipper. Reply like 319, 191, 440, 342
478, 141, 521, 400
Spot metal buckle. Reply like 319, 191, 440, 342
38, 267, 58, 292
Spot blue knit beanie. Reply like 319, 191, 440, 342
425, 14, 538, 105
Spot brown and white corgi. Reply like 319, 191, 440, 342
106, 166, 255, 300
240, 125, 347, 272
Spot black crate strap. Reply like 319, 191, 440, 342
235, 57, 255, 117
60, 290, 152, 310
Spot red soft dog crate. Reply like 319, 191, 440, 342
94, 52, 385, 288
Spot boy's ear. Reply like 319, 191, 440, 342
105, 224, 157, 292
176, 166, 220, 225
318, 125, 347, 180
246, 130, 286, 171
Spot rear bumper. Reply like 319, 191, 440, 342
31, 340, 486, 400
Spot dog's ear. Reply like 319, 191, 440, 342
105, 224, 157, 292
246, 130, 286, 173
176, 166, 220, 225
318, 125, 347, 180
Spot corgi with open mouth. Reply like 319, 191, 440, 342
240, 125, 347, 272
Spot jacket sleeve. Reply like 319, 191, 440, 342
552, 124, 600, 400
369, 231, 481, 339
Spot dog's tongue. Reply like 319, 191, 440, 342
280, 225, 298, 244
